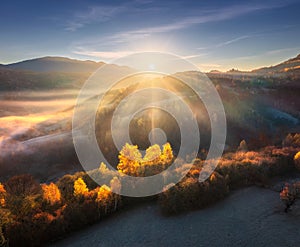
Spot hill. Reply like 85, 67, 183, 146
2, 56, 104, 73
0, 57, 135, 91
252, 54, 300, 75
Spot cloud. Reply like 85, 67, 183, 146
76, 1, 291, 46
112, 2, 291, 37
265, 47, 300, 55
196, 35, 253, 51
70, 1, 296, 59
73, 49, 134, 59
215, 35, 251, 48
65, 1, 166, 31
180, 53, 208, 60
65, 5, 126, 31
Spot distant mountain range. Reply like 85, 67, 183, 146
0, 54, 299, 91
1, 53, 300, 74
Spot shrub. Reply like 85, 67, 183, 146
159, 171, 228, 215
280, 182, 300, 212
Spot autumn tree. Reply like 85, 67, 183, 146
160, 142, 174, 166
95, 185, 112, 215
4, 174, 41, 198
0, 208, 13, 246
74, 178, 89, 198
0, 184, 9, 247
57, 174, 77, 201
117, 143, 142, 176
280, 183, 297, 212
117, 142, 174, 176
0, 183, 6, 208
294, 151, 300, 171
143, 144, 162, 165
41, 183, 61, 206
4, 174, 42, 216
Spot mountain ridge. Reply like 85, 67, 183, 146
1, 53, 300, 74
0, 56, 135, 91
2, 56, 105, 73
252, 53, 300, 74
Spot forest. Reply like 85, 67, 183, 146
0, 133, 299, 246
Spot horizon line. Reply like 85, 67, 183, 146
1, 52, 299, 73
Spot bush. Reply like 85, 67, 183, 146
159, 171, 228, 215
280, 182, 300, 212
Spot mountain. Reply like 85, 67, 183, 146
252, 54, 300, 74
3, 56, 104, 73
0, 57, 135, 91
1, 53, 300, 91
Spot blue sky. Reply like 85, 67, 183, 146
1, 0, 300, 71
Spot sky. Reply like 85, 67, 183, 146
1, 0, 300, 71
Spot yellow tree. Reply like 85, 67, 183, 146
41, 183, 61, 206
160, 143, 174, 167
0, 183, 6, 207
99, 162, 109, 174
294, 151, 300, 171
117, 143, 142, 176
74, 178, 89, 197
142, 144, 163, 175
96, 185, 112, 214
143, 144, 162, 165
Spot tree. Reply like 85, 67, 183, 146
237, 140, 248, 152
57, 174, 77, 201
280, 183, 297, 212
4, 174, 42, 217
73, 178, 89, 198
4, 174, 41, 198
0, 208, 13, 246
41, 183, 61, 206
96, 185, 112, 215
160, 142, 174, 166
0, 183, 6, 208
143, 144, 162, 165
117, 143, 142, 176
294, 151, 300, 171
